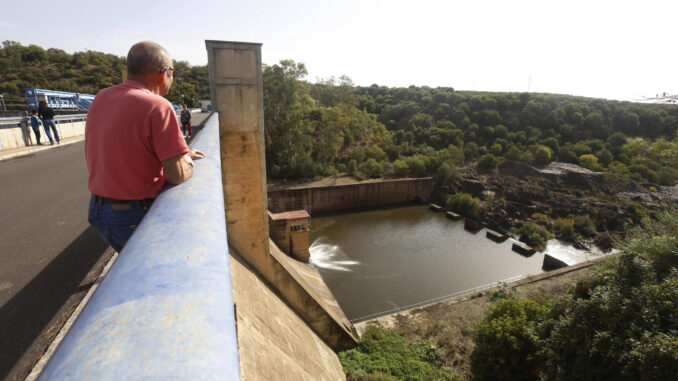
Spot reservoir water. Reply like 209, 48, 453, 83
309, 205, 606, 321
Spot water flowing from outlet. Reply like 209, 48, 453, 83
309, 237, 360, 272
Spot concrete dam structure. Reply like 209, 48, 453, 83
208, 40, 358, 378
268, 177, 433, 214
36, 41, 359, 380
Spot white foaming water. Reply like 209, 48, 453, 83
309, 237, 360, 272
543, 239, 615, 266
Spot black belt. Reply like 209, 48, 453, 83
91, 194, 155, 206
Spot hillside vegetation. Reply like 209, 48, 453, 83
0, 41, 208, 106
2, 41, 677, 186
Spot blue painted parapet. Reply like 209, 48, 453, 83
38, 113, 240, 380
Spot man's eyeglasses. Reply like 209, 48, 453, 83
160, 66, 177, 76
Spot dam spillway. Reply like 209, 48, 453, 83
310, 205, 606, 321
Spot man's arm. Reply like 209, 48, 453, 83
162, 148, 205, 185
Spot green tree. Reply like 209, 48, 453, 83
578, 154, 600, 170
263, 60, 314, 178
392, 159, 409, 177
534, 145, 552, 165
471, 297, 546, 381
476, 153, 500, 172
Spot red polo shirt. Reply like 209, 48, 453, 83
86, 80, 188, 199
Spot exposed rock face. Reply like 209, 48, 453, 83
443, 161, 676, 252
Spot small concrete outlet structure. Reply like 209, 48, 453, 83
268, 210, 311, 262
207, 40, 356, 379
486, 229, 508, 243
512, 241, 536, 256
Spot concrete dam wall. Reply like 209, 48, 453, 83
268, 178, 434, 214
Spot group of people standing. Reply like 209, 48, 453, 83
29, 100, 61, 145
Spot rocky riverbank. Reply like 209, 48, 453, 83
437, 160, 678, 251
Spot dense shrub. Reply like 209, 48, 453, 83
357, 158, 384, 179
539, 259, 678, 381
476, 153, 500, 172
517, 222, 553, 251
392, 159, 409, 177
473, 213, 678, 381
435, 162, 458, 186
445, 192, 481, 218
339, 326, 452, 381
534, 145, 552, 165
579, 154, 600, 170
573, 214, 597, 237
471, 297, 546, 381
405, 155, 427, 177
552, 217, 575, 241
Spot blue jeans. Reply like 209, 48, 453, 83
88, 198, 148, 252
43, 119, 59, 144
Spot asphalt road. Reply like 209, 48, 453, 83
0, 111, 211, 381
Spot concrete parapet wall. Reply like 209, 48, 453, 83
37, 113, 240, 380
0, 116, 86, 151
268, 177, 434, 214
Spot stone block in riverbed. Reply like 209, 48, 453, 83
543, 253, 568, 271
429, 204, 443, 212
464, 218, 483, 233
445, 211, 462, 220
486, 229, 508, 242
512, 241, 535, 256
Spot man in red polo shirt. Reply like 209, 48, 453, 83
86, 41, 204, 252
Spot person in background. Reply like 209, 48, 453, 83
86, 41, 204, 252
180, 103, 192, 138
29, 109, 43, 145
38, 100, 60, 145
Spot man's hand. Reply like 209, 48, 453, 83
188, 148, 205, 159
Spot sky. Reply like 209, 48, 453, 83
1, 0, 676, 101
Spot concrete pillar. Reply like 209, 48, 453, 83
206, 41, 271, 275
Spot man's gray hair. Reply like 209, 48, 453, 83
126, 42, 169, 75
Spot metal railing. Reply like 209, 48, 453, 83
25, 88, 96, 111
36, 113, 240, 380
0, 114, 88, 128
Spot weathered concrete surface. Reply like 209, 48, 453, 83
512, 242, 536, 256
429, 203, 443, 212
445, 211, 462, 220
268, 210, 310, 262
268, 178, 433, 214
463, 218, 483, 233
268, 240, 357, 349
486, 229, 508, 242
543, 253, 568, 270
209, 41, 357, 354
208, 41, 271, 278
230, 253, 345, 381
0, 118, 85, 151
